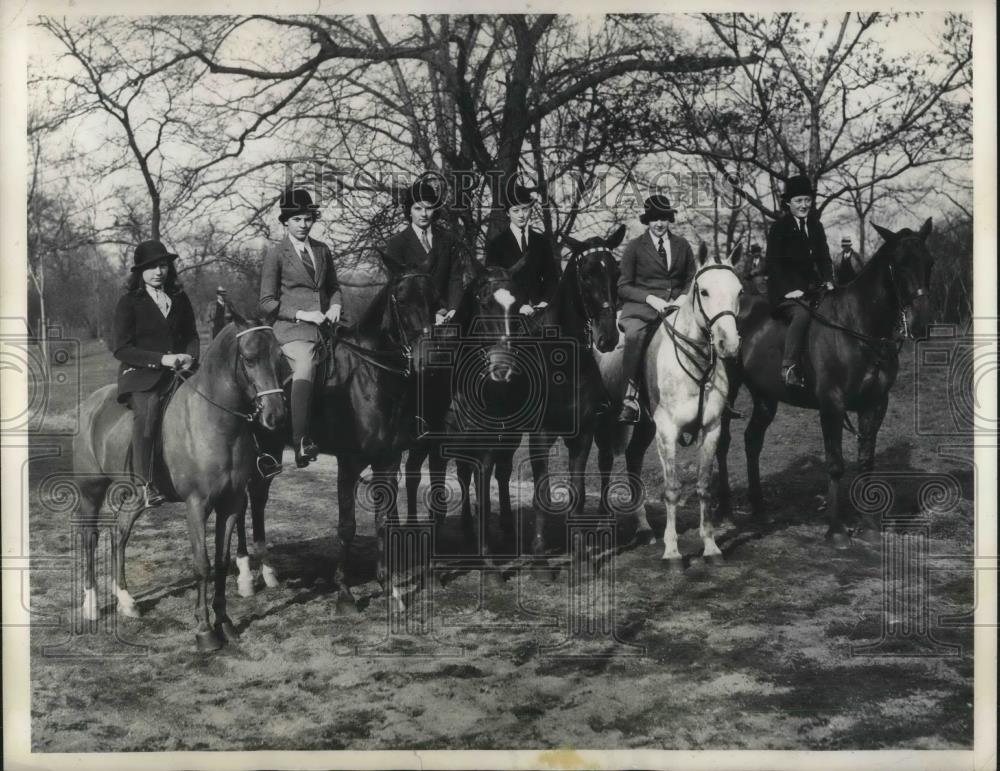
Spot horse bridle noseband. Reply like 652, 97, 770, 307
886, 241, 929, 340
182, 325, 284, 424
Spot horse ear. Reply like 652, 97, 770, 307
605, 224, 627, 250
697, 241, 709, 266
729, 243, 743, 266
872, 223, 895, 243
563, 234, 585, 253
918, 217, 933, 241
468, 256, 486, 281
228, 303, 247, 326
375, 247, 401, 277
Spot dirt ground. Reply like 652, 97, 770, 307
26, 332, 975, 751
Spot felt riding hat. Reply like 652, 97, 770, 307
403, 178, 445, 210
781, 175, 816, 201
503, 178, 539, 209
841, 236, 853, 246
131, 240, 178, 272
278, 188, 321, 223
749, 243, 762, 255
639, 194, 677, 224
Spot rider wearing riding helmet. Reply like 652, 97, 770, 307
484, 178, 561, 317
765, 174, 835, 389
113, 239, 199, 508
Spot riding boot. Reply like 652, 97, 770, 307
131, 392, 165, 507
781, 303, 810, 389
291, 379, 319, 468
618, 330, 643, 423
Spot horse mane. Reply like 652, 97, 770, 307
452, 265, 509, 333
354, 280, 394, 334
837, 232, 897, 288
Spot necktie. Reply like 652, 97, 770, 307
799, 218, 809, 238
419, 228, 431, 252
299, 246, 315, 282
658, 237, 667, 262
520, 228, 527, 252
151, 287, 170, 317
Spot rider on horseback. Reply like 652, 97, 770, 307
617, 194, 696, 423
259, 188, 343, 468
765, 175, 835, 389
484, 179, 561, 317
113, 240, 200, 508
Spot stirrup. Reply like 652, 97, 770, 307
256, 453, 283, 480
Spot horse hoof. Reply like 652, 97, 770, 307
236, 577, 256, 598
261, 565, 280, 589
633, 529, 656, 547
661, 556, 685, 573
195, 629, 224, 652
217, 618, 240, 643
118, 599, 141, 618
827, 531, 851, 550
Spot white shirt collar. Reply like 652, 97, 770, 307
412, 224, 433, 246
288, 233, 311, 253
510, 223, 530, 241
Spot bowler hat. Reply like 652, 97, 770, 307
403, 179, 445, 210
781, 175, 816, 201
749, 243, 762, 255
131, 240, 178, 272
278, 188, 321, 223
503, 178, 539, 209
841, 236, 853, 246
639, 195, 677, 224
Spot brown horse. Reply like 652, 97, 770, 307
73, 312, 285, 651
716, 219, 935, 547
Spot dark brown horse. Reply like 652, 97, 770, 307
716, 219, 935, 547
246, 269, 439, 610
73, 312, 286, 651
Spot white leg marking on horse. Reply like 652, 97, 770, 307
113, 581, 140, 618
236, 555, 256, 597
654, 408, 682, 561
699, 425, 723, 558
254, 540, 280, 588
81, 588, 99, 621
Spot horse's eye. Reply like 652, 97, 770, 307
700, 289, 709, 297
738, 288, 745, 296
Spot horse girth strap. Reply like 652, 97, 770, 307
323, 330, 411, 378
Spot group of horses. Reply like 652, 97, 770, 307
72, 218, 936, 651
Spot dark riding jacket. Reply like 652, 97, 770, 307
113, 288, 199, 404
380, 225, 465, 313
765, 213, 834, 308
484, 227, 561, 306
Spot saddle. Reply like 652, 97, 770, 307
123, 373, 189, 503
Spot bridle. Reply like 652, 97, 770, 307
886, 237, 929, 341
386, 271, 433, 376
182, 325, 284, 423
570, 248, 616, 348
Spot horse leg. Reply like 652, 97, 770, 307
698, 424, 724, 564
336, 458, 361, 612
473, 455, 502, 585
652, 409, 683, 570
374, 456, 403, 608
495, 447, 515, 543
185, 495, 222, 651
528, 432, 556, 556
854, 395, 890, 542
745, 395, 778, 524
457, 459, 475, 542
820, 407, 850, 549
566, 432, 595, 563
112, 495, 145, 618
233, 502, 255, 598
78, 478, 110, 621
628, 418, 656, 545
428, 446, 448, 529
596, 438, 614, 518
212, 491, 243, 643
715, 374, 741, 525
404, 447, 426, 525
247, 471, 280, 591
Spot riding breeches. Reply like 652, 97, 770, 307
128, 390, 159, 483
281, 339, 318, 383
776, 302, 811, 367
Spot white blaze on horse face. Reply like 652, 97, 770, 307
700, 271, 742, 358
494, 288, 516, 337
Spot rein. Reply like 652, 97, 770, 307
182, 325, 283, 423
658, 263, 740, 447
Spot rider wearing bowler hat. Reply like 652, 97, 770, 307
617, 194, 696, 423
381, 178, 466, 324
484, 179, 561, 316
259, 188, 343, 468
113, 239, 200, 508
765, 174, 835, 389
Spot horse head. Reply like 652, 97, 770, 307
455, 264, 519, 383
383, 267, 439, 376
692, 241, 743, 359
872, 218, 934, 339
563, 224, 624, 352
228, 306, 286, 431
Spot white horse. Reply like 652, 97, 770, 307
631, 247, 744, 566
